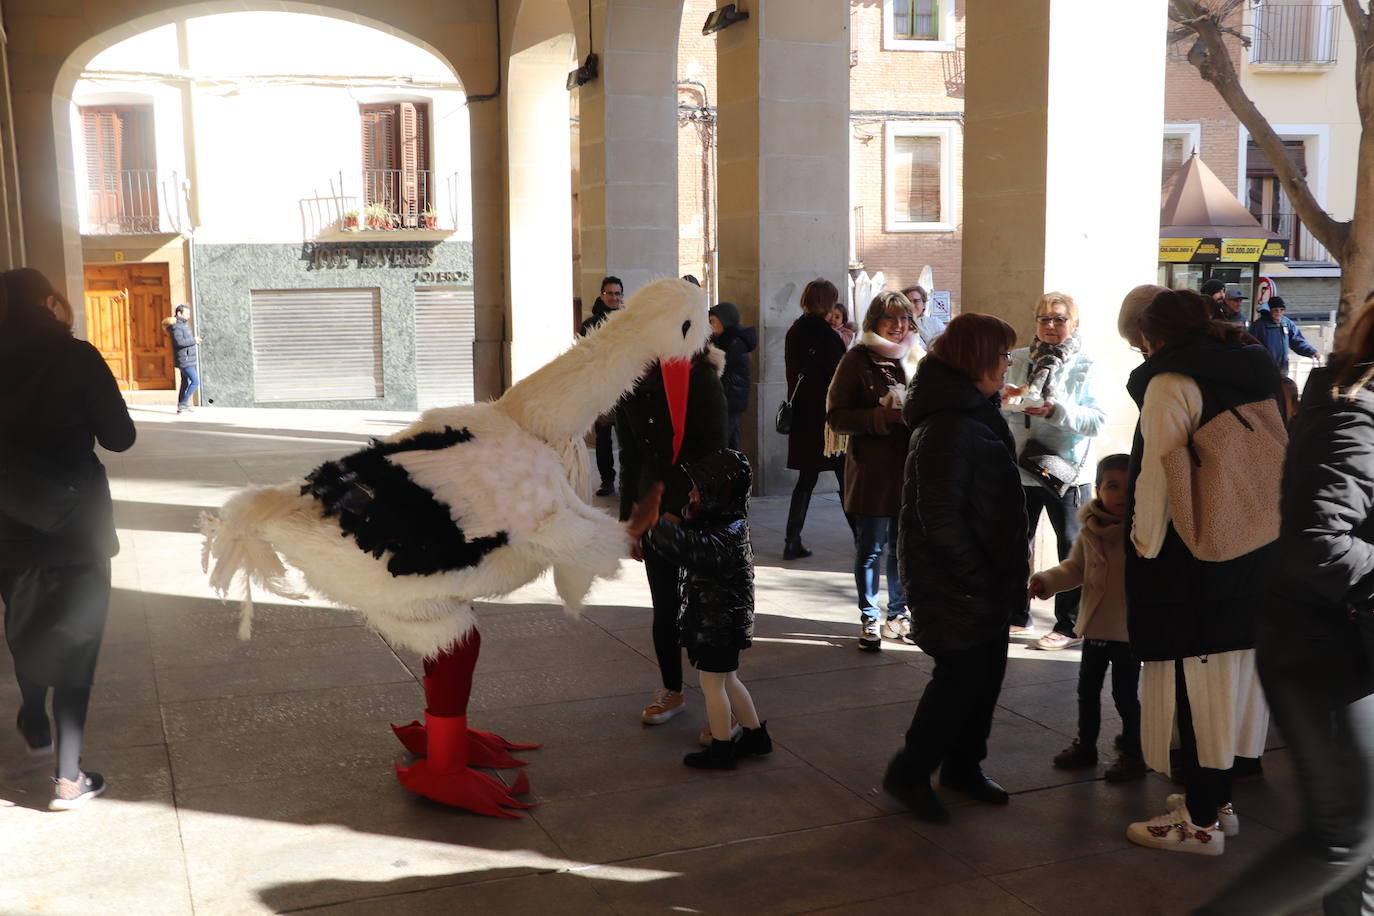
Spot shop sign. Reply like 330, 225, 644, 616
412, 270, 472, 284
304, 242, 438, 271
1158, 236, 1288, 263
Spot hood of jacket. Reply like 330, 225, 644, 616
905, 355, 997, 428
1126, 332, 1277, 408
590, 298, 615, 322
712, 323, 757, 353
680, 448, 751, 519
1077, 496, 1123, 533
709, 301, 741, 330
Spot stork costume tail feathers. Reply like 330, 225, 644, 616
200, 278, 712, 816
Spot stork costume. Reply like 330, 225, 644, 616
202, 279, 712, 816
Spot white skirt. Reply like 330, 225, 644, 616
1140, 648, 1269, 775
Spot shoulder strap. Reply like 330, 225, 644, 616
787, 347, 816, 401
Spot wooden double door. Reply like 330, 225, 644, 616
83, 263, 175, 390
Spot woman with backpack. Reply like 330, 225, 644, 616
1116, 286, 1276, 857
0, 268, 136, 809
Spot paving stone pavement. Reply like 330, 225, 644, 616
0, 405, 1316, 915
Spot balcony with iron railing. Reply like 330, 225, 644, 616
1250, 3, 1340, 68
84, 169, 185, 235
301, 170, 462, 237
1255, 211, 1335, 264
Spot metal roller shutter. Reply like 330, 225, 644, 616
414, 286, 475, 409
250, 288, 384, 401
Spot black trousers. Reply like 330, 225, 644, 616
594, 418, 615, 487
1078, 639, 1141, 757
784, 467, 848, 543
897, 635, 1008, 778
1175, 659, 1233, 829
1197, 628, 1374, 916
1014, 483, 1090, 635
643, 541, 683, 692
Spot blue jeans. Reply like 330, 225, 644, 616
177, 364, 200, 407
855, 515, 905, 622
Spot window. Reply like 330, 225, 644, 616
885, 122, 957, 232
250, 289, 384, 401
1161, 124, 1200, 187
361, 102, 432, 228
81, 106, 158, 233
1246, 139, 1329, 262
884, 0, 956, 51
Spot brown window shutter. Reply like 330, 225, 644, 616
83, 109, 122, 227
361, 104, 400, 210
893, 135, 941, 223
1246, 140, 1306, 179
399, 102, 420, 222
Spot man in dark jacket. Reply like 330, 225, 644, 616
166, 304, 200, 414
579, 276, 625, 496
708, 301, 757, 451
1247, 297, 1320, 374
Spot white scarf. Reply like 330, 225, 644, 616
858, 329, 924, 382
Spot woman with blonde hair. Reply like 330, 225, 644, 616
827, 290, 923, 650
881, 312, 1026, 822
1002, 291, 1106, 654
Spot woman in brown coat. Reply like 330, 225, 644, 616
827, 291, 923, 650
782, 279, 848, 559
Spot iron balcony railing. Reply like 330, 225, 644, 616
1254, 211, 1335, 264
1250, 3, 1340, 65
362, 169, 436, 229
85, 169, 183, 235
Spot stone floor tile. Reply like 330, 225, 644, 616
808, 876, 1040, 915
586, 819, 973, 915
468, 657, 666, 713
161, 681, 422, 742
260, 872, 616, 915
531, 764, 880, 863
153, 646, 413, 704
743, 661, 929, 719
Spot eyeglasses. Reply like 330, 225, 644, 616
1035, 316, 1069, 326
1001, 352, 1013, 360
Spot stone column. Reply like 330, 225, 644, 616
575, 0, 680, 303
715, 0, 850, 495
962, 0, 1168, 454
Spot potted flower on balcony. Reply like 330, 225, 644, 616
342, 209, 359, 231
364, 203, 390, 231
422, 208, 438, 230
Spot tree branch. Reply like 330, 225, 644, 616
1172, 0, 1349, 255
1342, 0, 1370, 54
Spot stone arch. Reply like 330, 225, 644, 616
9, 0, 497, 339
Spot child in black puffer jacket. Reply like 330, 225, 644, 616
627, 449, 771, 770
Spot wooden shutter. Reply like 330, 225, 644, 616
83, 109, 122, 228
250, 288, 384, 401
892, 135, 941, 223
413, 286, 475, 408
399, 103, 421, 224
1247, 140, 1307, 179
361, 105, 399, 210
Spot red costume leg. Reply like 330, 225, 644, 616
392, 629, 538, 817
390, 630, 539, 765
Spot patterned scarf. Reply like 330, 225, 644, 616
1026, 332, 1081, 400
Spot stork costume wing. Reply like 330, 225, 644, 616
200, 278, 713, 816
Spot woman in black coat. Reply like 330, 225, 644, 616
882, 313, 1025, 824
1197, 307, 1374, 914
617, 347, 728, 726
0, 267, 135, 810
782, 278, 848, 559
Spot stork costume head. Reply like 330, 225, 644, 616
201, 277, 712, 816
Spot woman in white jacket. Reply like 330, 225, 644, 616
1001, 291, 1106, 650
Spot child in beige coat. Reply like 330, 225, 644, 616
1030, 454, 1145, 781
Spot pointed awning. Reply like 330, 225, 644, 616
1159, 153, 1288, 263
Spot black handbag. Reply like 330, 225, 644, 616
1017, 438, 1084, 500
775, 347, 815, 436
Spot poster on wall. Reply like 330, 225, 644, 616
930, 290, 952, 321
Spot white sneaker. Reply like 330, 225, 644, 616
880, 615, 911, 640
1126, 806, 1224, 856
50, 771, 106, 811
1167, 794, 1238, 836
858, 619, 882, 652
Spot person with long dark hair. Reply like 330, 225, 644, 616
1196, 300, 1374, 911
0, 267, 135, 809
1117, 287, 1275, 856
781, 278, 848, 560
881, 313, 1026, 823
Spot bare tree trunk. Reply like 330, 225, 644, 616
1340, 126, 1374, 326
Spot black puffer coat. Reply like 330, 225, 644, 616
0, 315, 136, 568
168, 316, 197, 368
899, 356, 1029, 653
709, 302, 757, 415
617, 348, 728, 520
641, 449, 753, 653
1124, 332, 1280, 662
1259, 364, 1374, 700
